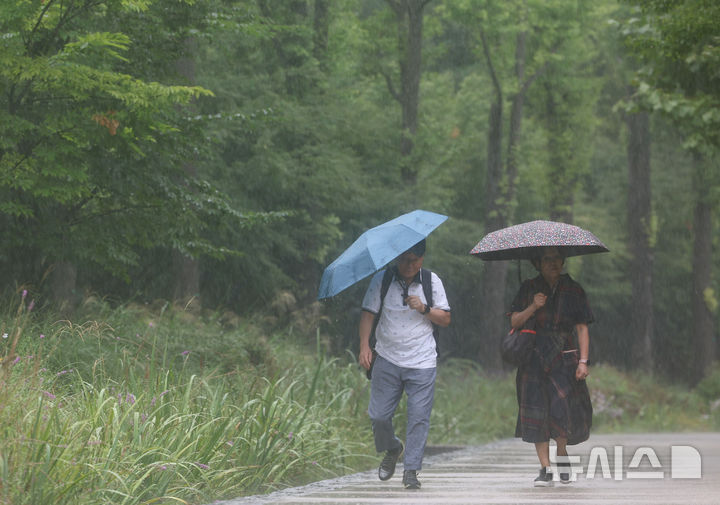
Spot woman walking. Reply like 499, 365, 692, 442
509, 246, 593, 487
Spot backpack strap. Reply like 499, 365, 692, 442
369, 267, 440, 354
368, 267, 395, 350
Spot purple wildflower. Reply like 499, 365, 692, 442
42, 391, 56, 400
22, 289, 27, 299
40, 334, 45, 339
27, 300, 35, 312
195, 462, 210, 470
181, 350, 190, 356
125, 393, 136, 405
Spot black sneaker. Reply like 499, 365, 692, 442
558, 462, 571, 484
402, 469, 421, 489
534, 467, 554, 487
378, 444, 403, 481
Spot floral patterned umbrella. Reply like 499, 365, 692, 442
470, 220, 609, 261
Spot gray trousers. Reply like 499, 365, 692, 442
368, 355, 436, 471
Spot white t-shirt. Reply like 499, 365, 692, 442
362, 269, 450, 369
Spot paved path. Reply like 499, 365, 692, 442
214, 433, 720, 505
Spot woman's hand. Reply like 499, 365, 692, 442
532, 292, 547, 310
576, 362, 589, 380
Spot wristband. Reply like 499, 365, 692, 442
423, 304, 431, 314
579, 359, 588, 364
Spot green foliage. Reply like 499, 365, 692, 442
695, 364, 720, 403
0, 0, 717, 385
620, 0, 720, 152
0, 0, 259, 292
590, 364, 716, 431
0, 294, 374, 504
1, 290, 717, 503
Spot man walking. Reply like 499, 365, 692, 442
358, 239, 451, 489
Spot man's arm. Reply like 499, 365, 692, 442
406, 295, 451, 327
358, 310, 376, 370
425, 306, 451, 327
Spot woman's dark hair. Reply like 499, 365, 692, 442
407, 239, 426, 257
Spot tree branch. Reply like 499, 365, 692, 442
479, 28, 502, 103
519, 41, 562, 96
385, 0, 402, 15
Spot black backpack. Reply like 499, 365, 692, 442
366, 267, 439, 379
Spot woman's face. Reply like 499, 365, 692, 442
538, 247, 564, 283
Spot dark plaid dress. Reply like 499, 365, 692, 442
511, 274, 593, 445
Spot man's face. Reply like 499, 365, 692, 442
396, 251, 423, 281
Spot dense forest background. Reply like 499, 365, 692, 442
1, 0, 718, 384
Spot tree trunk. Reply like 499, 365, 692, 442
504, 32, 527, 208
692, 154, 715, 383
313, 0, 330, 68
173, 250, 200, 308
544, 81, 575, 223
48, 260, 77, 314
387, 0, 428, 184
477, 30, 530, 370
626, 110, 654, 372
174, 38, 201, 307
478, 98, 508, 370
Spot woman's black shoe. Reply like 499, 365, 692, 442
533, 467, 554, 487
558, 462, 571, 483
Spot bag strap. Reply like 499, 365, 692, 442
368, 267, 395, 350
421, 268, 440, 354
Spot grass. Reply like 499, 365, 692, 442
0, 291, 718, 504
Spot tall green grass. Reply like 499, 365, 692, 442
0, 294, 373, 504
0, 291, 717, 504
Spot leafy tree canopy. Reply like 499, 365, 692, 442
0, 0, 256, 282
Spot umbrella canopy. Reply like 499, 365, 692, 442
318, 210, 448, 299
470, 220, 609, 261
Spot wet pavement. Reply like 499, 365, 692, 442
213, 432, 720, 505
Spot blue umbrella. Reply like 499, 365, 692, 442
318, 210, 448, 299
